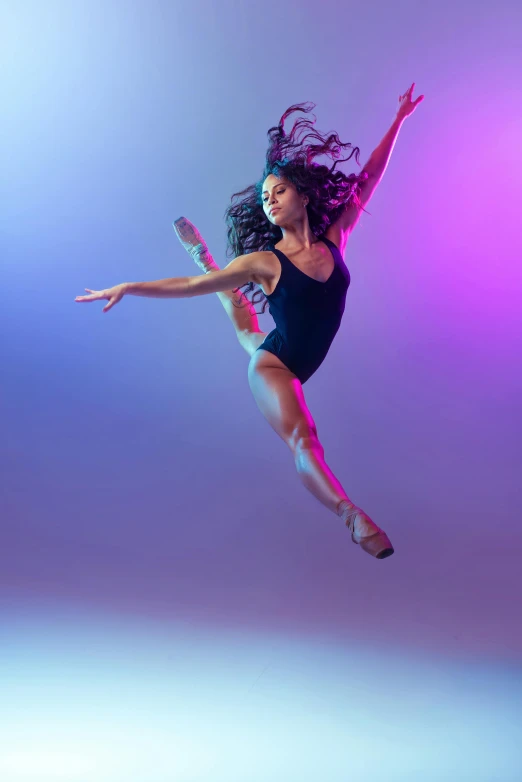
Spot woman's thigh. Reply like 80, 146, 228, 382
247, 348, 317, 447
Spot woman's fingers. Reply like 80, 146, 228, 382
102, 296, 119, 313
103, 287, 125, 312
75, 288, 108, 303
396, 83, 424, 119
399, 83, 415, 102
75, 293, 97, 302
75, 293, 100, 302
75, 283, 125, 311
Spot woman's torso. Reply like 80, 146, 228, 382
258, 236, 351, 378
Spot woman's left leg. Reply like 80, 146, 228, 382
173, 216, 266, 356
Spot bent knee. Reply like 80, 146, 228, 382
290, 427, 322, 457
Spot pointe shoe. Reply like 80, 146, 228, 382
173, 216, 218, 273
342, 503, 394, 560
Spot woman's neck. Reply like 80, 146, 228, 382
278, 221, 318, 252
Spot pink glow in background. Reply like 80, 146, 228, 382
1, 1, 522, 780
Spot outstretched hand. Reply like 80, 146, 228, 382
75, 283, 127, 313
396, 83, 424, 120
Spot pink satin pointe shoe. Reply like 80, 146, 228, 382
342, 502, 394, 559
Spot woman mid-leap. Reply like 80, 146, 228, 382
76, 84, 424, 559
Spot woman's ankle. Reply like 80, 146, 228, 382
336, 498, 356, 517
188, 243, 219, 274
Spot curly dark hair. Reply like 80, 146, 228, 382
224, 101, 369, 313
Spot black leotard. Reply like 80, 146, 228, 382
256, 235, 350, 383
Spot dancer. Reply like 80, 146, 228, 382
76, 84, 424, 559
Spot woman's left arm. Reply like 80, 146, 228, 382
334, 83, 424, 237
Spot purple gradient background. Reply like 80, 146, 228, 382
1, 1, 522, 780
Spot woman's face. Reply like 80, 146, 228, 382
262, 175, 308, 226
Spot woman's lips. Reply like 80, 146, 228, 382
270, 208, 281, 215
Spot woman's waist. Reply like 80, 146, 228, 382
272, 310, 343, 336
273, 320, 342, 349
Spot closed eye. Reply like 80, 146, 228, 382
263, 189, 285, 202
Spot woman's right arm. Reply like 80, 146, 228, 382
76, 252, 268, 312
127, 252, 263, 299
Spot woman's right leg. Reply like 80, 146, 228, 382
173, 216, 266, 357
247, 349, 394, 558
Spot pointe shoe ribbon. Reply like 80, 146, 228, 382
343, 503, 395, 560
